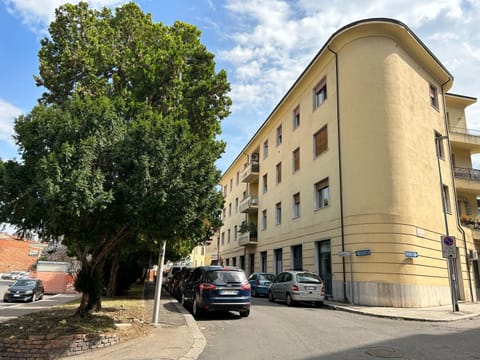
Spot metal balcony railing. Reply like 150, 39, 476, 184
238, 231, 258, 246
241, 162, 260, 183
239, 195, 259, 213
454, 167, 480, 181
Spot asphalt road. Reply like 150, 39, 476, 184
197, 296, 480, 360
0, 280, 81, 323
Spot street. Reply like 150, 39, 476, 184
0, 280, 81, 323
197, 296, 480, 360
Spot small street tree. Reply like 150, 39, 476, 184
0, 2, 230, 316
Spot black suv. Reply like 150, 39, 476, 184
181, 266, 251, 317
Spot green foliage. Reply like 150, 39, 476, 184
0, 1, 230, 315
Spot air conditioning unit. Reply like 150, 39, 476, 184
251, 153, 259, 161
469, 250, 479, 261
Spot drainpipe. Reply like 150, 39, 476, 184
328, 46, 347, 302
441, 80, 474, 302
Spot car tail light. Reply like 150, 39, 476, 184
199, 283, 216, 292
242, 282, 251, 290
291, 284, 299, 291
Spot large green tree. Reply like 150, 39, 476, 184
0, 2, 229, 316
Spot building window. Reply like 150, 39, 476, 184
221, 232, 225, 246
249, 253, 255, 274
313, 77, 327, 109
293, 106, 300, 129
230, 179, 233, 192
261, 251, 267, 272
314, 125, 328, 158
435, 132, 445, 160
235, 197, 239, 213
276, 162, 282, 184
293, 192, 300, 218
223, 185, 227, 197
275, 202, 282, 225
226, 258, 230, 266
234, 225, 238, 241
315, 178, 329, 209
228, 229, 231, 243
263, 140, 269, 159
263, 174, 268, 193
232, 257, 237, 266
430, 84, 439, 109
262, 209, 267, 230
229, 203, 232, 216
222, 208, 226, 219
236, 171, 239, 185
293, 147, 300, 172
276, 125, 283, 146
291, 245, 303, 271
443, 184, 452, 214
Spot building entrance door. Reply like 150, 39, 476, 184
274, 248, 283, 275
317, 240, 332, 298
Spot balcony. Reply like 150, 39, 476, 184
238, 231, 258, 246
239, 196, 259, 213
449, 127, 480, 152
241, 162, 259, 183
454, 167, 480, 193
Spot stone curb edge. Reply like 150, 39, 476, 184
173, 302, 206, 360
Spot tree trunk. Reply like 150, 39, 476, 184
106, 249, 120, 297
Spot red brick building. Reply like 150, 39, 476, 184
0, 234, 45, 273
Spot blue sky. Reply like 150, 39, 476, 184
1, 0, 480, 173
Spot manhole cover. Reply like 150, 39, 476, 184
365, 347, 404, 358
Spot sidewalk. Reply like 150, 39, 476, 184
325, 300, 480, 322
67, 290, 480, 360
66, 287, 205, 360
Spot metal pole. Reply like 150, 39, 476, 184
152, 240, 166, 326
436, 136, 458, 312
349, 254, 354, 305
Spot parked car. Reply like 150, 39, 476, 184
181, 266, 251, 317
248, 272, 275, 297
269, 270, 325, 307
171, 267, 194, 300
1, 271, 29, 280
164, 266, 183, 292
3, 279, 44, 302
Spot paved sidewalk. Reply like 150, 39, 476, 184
326, 300, 480, 322
66, 288, 205, 360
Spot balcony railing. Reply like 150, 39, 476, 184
239, 195, 259, 213
454, 167, 480, 181
238, 231, 258, 246
241, 162, 260, 183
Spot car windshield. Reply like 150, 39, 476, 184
13, 280, 35, 287
259, 274, 275, 281
205, 270, 247, 285
296, 273, 322, 284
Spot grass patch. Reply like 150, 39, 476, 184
0, 285, 151, 341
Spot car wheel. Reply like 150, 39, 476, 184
239, 309, 250, 317
268, 290, 275, 302
3, 299, 8, 303
286, 293, 294, 307
192, 299, 201, 317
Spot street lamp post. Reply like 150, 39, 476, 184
435, 135, 459, 312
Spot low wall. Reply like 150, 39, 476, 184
0, 333, 119, 359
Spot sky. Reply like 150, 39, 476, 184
1, 0, 480, 173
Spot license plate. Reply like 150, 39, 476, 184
13, 294, 20, 297
220, 290, 238, 295
305, 286, 316, 291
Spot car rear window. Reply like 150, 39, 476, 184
296, 273, 322, 284
259, 274, 275, 281
205, 270, 247, 285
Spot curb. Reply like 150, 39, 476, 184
173, 302, 206, 360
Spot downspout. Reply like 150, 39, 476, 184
328, 46, 347, 302
441, 80, 474, 302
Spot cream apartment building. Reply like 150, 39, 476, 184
217, 18, 480, 307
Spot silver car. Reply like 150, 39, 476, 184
269, 271, 325, 307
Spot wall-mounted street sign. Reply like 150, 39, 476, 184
404, 251, 419, 258
441, 235, 457, 258
355, 249, 371, 257
338, 251, 351, 257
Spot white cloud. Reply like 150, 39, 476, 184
2, 0, 129, 33
0, 99, 22, 144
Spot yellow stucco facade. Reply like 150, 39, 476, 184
217, 19, 480, 307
